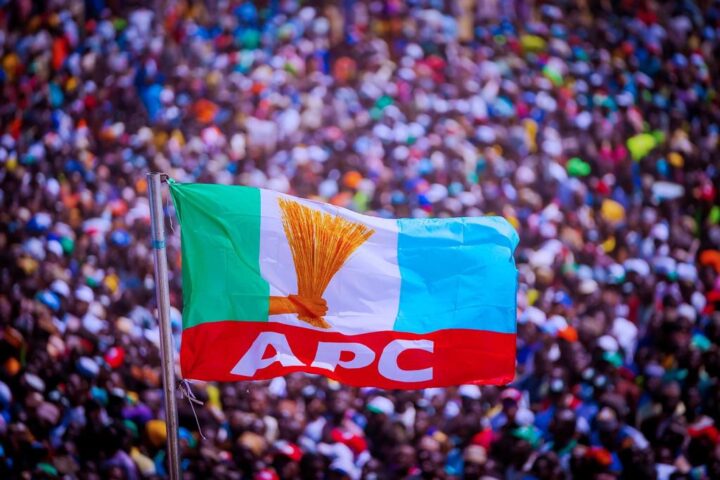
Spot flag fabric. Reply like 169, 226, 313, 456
170, 182, 518, 389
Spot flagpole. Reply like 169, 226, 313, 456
147, 172, 182, 480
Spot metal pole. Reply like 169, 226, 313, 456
147, 172, 182, 480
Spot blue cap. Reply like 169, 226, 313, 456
36, 290, 61, 311
110, 230, 132, 247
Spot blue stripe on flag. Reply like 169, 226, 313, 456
393, 216, 518, 334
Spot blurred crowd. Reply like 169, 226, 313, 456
2, 0, 720, 478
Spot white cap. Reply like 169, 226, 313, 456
521, 307, 546, 326
529, 249, 555, 268
677, 263, 697, 283
598, 335, 619, 352
579, 279, 598, 295
624, 259, 650, 277
423, 388, 444, 400
608, 263, 625, 283
651, 223, 669, 242
654, 257, 677, 276
47, 240, 63, 257
24, 373, 46, 392
541, 203, 563, 223
74, 285, 94, 303
691, 292, 706, 313
547, 315, 568, 331
516, 165, 536, 185
367, 396, 394, 416
82, 313, 105, 335
516, 408, 535, 427
50, 279, 70, 298
612, 317, 638, 346
23, 238, 45, 260
678, 304, 696, 323
458, 385, 482, 400
577, 264, 594, 280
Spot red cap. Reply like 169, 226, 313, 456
274, 441, 303, 462
586, 447, 612, 466
331, 428, 368, 455
688, 419, 719, 444
255, 469, 279, 480
470, 428, 494, 450
500, 388, 522, 404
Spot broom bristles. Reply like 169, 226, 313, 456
278, 198, 375, 328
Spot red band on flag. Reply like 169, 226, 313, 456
181, 322, 515, 389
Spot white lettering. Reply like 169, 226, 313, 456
378, 339, 434, 382
231, 332, 304, 376
311, 342, 375, 372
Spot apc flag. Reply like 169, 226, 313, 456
170, 183, 518, 389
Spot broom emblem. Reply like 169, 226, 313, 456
276, 198, 375, 329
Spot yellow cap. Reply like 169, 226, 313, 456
146, 419, 167, 447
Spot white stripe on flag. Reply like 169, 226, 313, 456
259, 190, 401, 334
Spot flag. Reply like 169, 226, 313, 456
170, 182, 518, 389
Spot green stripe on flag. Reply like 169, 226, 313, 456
170, 183, 269, 328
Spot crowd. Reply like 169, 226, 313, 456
2, 0, 720, 478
